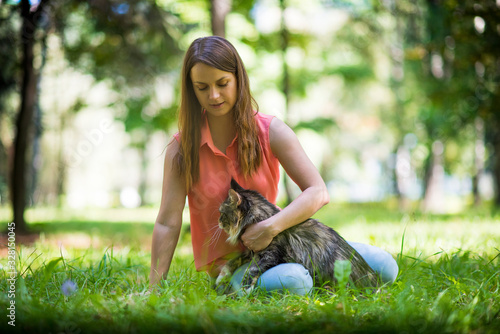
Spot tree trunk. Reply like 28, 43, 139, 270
0, 137, 8, 205
388, 1, 407, 210
56, 113, 67, 208
29, 15, 50, 206
210, 0, 231, 37
472, 117, 485, 206
138, 139, 149, 206
11, 0, 45, 232
394, 144, 410, 210
494, 152, 500, 208
492, 124, 500, 207
422, 140, 445, 213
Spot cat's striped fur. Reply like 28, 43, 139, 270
215, 179, 378, 294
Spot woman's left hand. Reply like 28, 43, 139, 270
240, 217, 277, 252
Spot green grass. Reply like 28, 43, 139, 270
1, 204, 499, 333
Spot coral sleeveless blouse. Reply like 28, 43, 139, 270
175, 112, 280, 273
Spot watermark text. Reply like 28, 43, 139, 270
6, 222, 16, 327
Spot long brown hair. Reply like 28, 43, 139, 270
175, 36, 261, 191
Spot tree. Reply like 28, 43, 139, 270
376, 0, 500, 208
10, 0, 50, 233
5, 0, 190, 229
52, 0, 185, 206
417, 0, 500, 206
210, 0, 231, 37
0, 2, 20, 206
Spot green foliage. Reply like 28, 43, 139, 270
293, 117, 336, 133
0, 4, 19, 115
402, 0, 499, 172
58, 0, 184, 84
56, 0, 187, 134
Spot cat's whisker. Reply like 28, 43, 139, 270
205, 230, 217, 246
213, 230, 224, 247
212, 229, 223, 246
205, 226, 224, 247
206, 224, 221, 233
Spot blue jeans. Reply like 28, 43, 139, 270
230, 241, 398, 295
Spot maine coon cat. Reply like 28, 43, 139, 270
215, 179, 379, 294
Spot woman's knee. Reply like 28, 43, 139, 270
348, 241, 399, 284
257, 263, 313, 295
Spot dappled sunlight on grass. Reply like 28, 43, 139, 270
314, 203, 500, 261
339, 219, 500, 260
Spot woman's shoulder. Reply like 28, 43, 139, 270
164, 134, 181, 159
268, 116, 297, 151
255, 111, 275, 121
255, 112, 278, 132
254, 113, 295, 153
265, 115, 290, 136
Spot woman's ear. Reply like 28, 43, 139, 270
228, 189, 242, 206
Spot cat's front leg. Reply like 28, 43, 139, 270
241, 252, 280, 293
214, 253, 251, 295
239, 261, 261, 295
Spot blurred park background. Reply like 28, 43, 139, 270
1, 0, 500, 235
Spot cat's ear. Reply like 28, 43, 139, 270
228, 189, 242, 207
230, 178, 245, 192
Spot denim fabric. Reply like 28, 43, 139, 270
346, 241, 399, 284
229, 242, 398, 295
230, 262, 313, 295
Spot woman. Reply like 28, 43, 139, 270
150, 36, 398, 294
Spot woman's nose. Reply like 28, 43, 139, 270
209, 87, 220, 100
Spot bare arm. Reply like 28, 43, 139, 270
240, 118, 330, 251
149, 138, 187, 287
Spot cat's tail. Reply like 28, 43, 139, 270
348, 249, 380, 288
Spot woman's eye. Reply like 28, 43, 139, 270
218, 82, 228, 87
197, 86, 207, 91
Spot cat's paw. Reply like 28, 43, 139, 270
215, 275, 224, 287
243, 286, 255, 296
240, 276, 259, 295
242, 275, 258, 288
216, 266, 232, 284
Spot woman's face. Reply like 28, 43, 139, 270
190, 63, 238, 118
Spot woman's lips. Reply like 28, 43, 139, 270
210, 102, 224, 108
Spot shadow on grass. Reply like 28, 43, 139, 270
18, 221, 192, 249
1, 221, 159, 252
